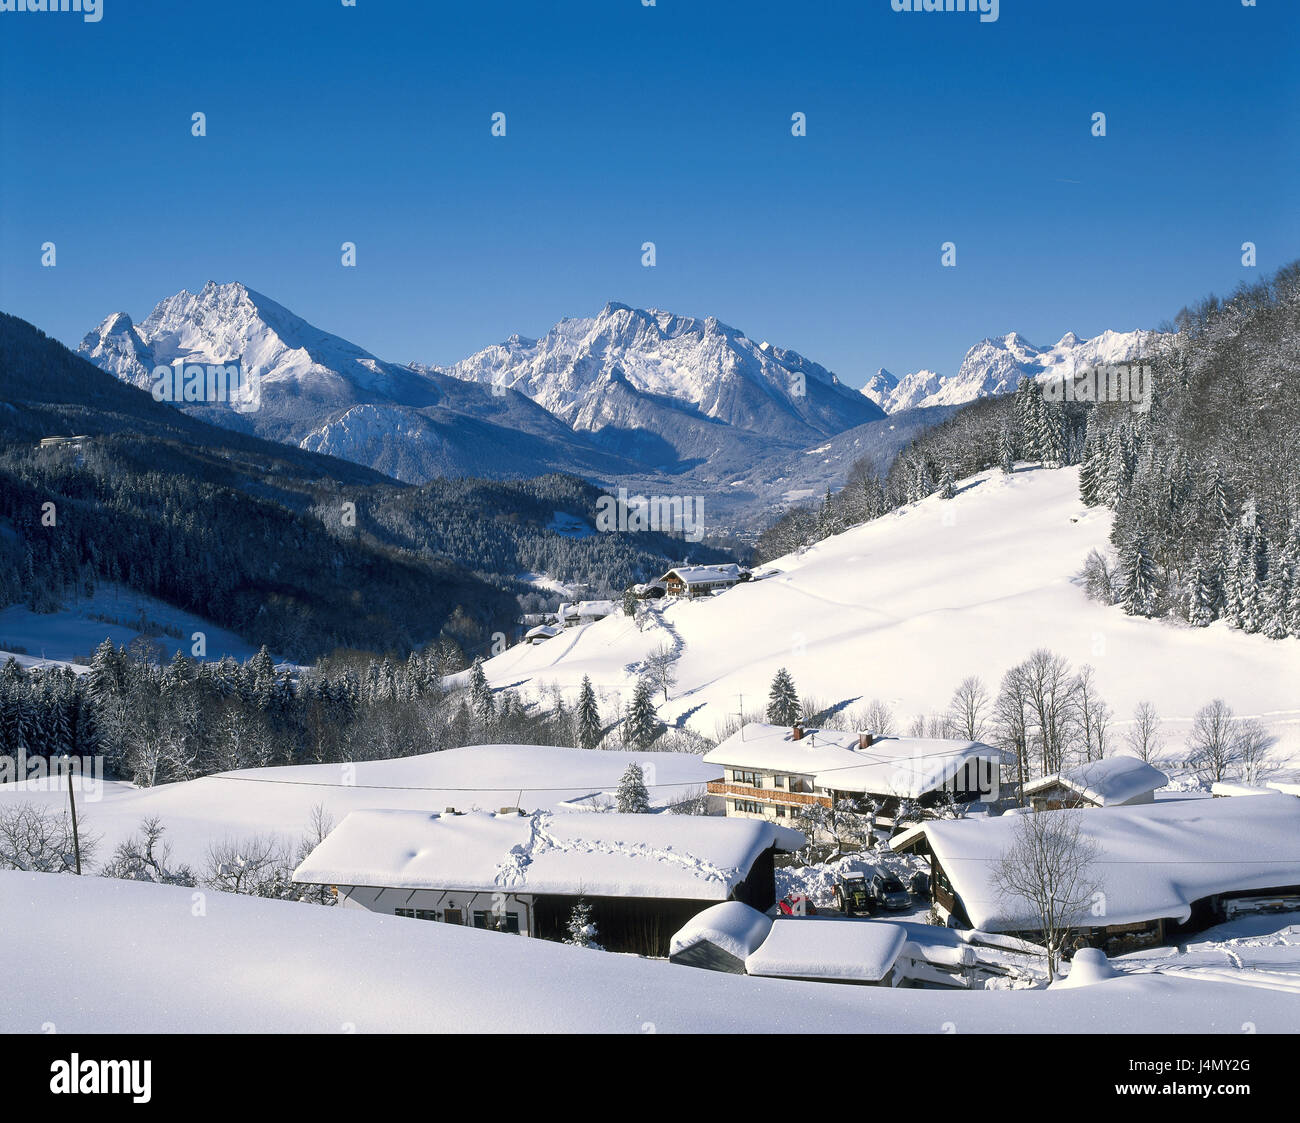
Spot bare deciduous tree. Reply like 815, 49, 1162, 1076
101, 816, 195, 885
853, 698, 897, 738
1187, 699, 1239, 783
203, 834, 296, 898
0, 802, 98, 874
991, 810, 1102, 982
1022, 649, 1078, 776
1074, 665, 1112, 763
1234, 718, 1277, 786
1125, 701, 1164, 763
993, 663, 1032, 797
947, 675, 991, 742
642, 644, 678, 702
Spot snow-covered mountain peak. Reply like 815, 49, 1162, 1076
438, 302, 882, 440
867, 327, 1163, 414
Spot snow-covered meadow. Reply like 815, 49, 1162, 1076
3, 871, 1295, 1034
0, 745, 720, 873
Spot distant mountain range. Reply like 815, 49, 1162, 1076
76, 283, 1161, 529
860, 329, 1162, 414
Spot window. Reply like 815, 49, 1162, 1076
733, 799, 765, 815
394, 908, 439, 921
775, 805, 786, 818
773, 775, 786, 789
733, 770, 763, 788
473, 910, 521, 934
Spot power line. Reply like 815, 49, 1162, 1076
204, 772, 716, 793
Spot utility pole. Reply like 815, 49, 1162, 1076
66, 756, 82, 875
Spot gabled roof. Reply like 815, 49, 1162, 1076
659, 564, 743, 586
921, 795, 1300, 931
1022, 756, 1169, 806
704, 722, 1010, 800
294, 808, 805, 902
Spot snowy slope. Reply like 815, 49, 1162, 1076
0, 583, 269, 666
5, 872, 1296, 1032
0, 745, 721, 870
470, 465, 1300, 759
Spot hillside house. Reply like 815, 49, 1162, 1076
1022, 757, 1168, 811
523, 623, 562, 645
657, 564, 748, 598
293, 807, 803, 957
703, 722, 1010, 825
916, 795, 1300, 955
558, 600, 617, 628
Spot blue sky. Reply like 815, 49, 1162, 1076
1, 0, 1296, 386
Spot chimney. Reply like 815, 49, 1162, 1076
791, 721, 805, 741
858, 729, 874, 750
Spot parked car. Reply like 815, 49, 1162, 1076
871, 873, 911, 911
778, 894, 817, 917
832, 872, 873, 916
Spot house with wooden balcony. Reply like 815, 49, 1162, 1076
656, 564, 748, 598
702, 721, 1010, 825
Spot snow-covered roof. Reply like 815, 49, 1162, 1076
923, 795, 1300, 931
294, 809, 804, 901
1267, 780, 1300, 797
744, 918, 907, 982
669, 901, 773, 961
1210, 781, 1276, 798
524, 624, 562, 640
1022, 757, 1169, 806
659, 564, 744, 586
704, 723, 1010, 800
559, 599, 618, 622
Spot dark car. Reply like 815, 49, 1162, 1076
871, 873, 911, 911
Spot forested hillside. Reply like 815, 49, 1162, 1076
1, 314, 740, 660
755, 262, 1300, 644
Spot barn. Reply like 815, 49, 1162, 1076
917, 794, 1300, 955
1022, 756, 1168, 810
